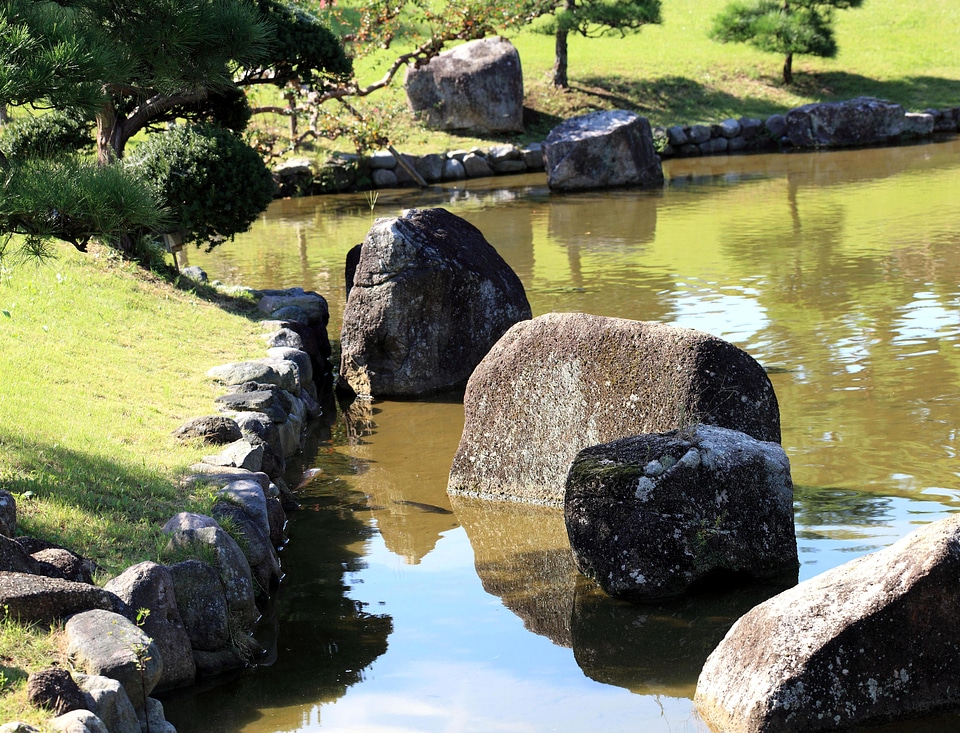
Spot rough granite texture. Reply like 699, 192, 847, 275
448, 313, 780, 505
695, 514, 960, 732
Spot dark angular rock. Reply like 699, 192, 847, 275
565, 425, 798, 602
340, 208, 531, 398
0, 489, 15, 537
26, 668, 86, 715
0, 572, 125, 625
168, 560, 230, 652
172, 416, 242, 445
31, 548, 93, 584
785, 96, 906, 149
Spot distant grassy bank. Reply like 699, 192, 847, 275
0, 246, 265, 724
308, 0, 960, 154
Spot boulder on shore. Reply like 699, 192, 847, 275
565, 425, 798, 602
404, 36, 524, 134
785, 96, 907, 149
340, 208, 531, 398
543, 110, 664, 191
695, 514, 960, 732
448, 313, 780, 505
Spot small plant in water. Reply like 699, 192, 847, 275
363, 189, 379, 213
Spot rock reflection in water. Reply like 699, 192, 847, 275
340, 396, 462, 564
160, 453, 392, 733
452, 495, 791, 699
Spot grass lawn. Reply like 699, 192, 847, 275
270, 0, 960, 156
0, 244, 266, 725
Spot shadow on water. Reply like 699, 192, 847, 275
160, 426, 393, 733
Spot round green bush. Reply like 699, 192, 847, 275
126, 124, 276, 248
0, 110, 95, 161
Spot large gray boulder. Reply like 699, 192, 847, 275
404, 36, 524, 134
565, 425, 798, 602
448, 313, 780, 505
543, 110, 664, 191
103, 561, 196, 691
785, 96, 907, 149
64, 609, 162, 710
212, 479, 281, 594
340, 208, 531, 398
695, 514, 960, 733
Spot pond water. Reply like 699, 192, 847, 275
163, 139, 960, 732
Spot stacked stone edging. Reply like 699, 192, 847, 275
0, 285, 335, 733
282, 102, 960, 195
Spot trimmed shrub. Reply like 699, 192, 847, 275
0, 110, 95, 161
126, 124, 276, 249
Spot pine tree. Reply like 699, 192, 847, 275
710, 0, 865, 85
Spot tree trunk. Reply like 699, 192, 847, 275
783, 52, 794, 85
552, 0, 576, 89
0, 104, 8, 125
96, 102, 123, 165
553, 29, 569, 88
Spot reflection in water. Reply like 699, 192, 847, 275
454, 496, 790, 700
162, 434, 392, 733
172, 139, 960, 732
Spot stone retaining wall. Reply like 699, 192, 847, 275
274, 104, 960, 196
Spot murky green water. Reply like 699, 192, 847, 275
163, 140, 960, 732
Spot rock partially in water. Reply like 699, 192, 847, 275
340, 208, 531, 398
785, 96, 907, 148
565, 425, 798, 602
104, 561, 196, 691
448, 313, 780, 505
544, 110, 664, 191
695, 514, 960, 732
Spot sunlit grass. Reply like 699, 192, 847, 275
290, 0, 960, 158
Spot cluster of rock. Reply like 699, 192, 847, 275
0, 287, 334, 733
281, 93, 960, 196
326, 204, 960, 730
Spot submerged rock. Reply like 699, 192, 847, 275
695, 514, 960, 732
565, 425, 798, 602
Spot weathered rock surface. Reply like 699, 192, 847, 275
74, 674, 139, 733
208, 358, 300, 395
0, 534, 40, 573
168, 559, 230, 653
404, 36, 524, 134
48, 710, 109, 733
26, 667, 86, 715
256, 288, 329, 325
448, 313, 780, 505
543, 110, 664, 191
31, 548, 94, 584
785, 96, 907, 149
172, 415, 242, 445
212, 479, 281, 594
564, 425, 798, 601
163, 526, 258, 632
340, 208, 531, 397
695, 514, 960, 732
103, 561, 196, 691
64, 609, 162, 710
0, 572, 124, 625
